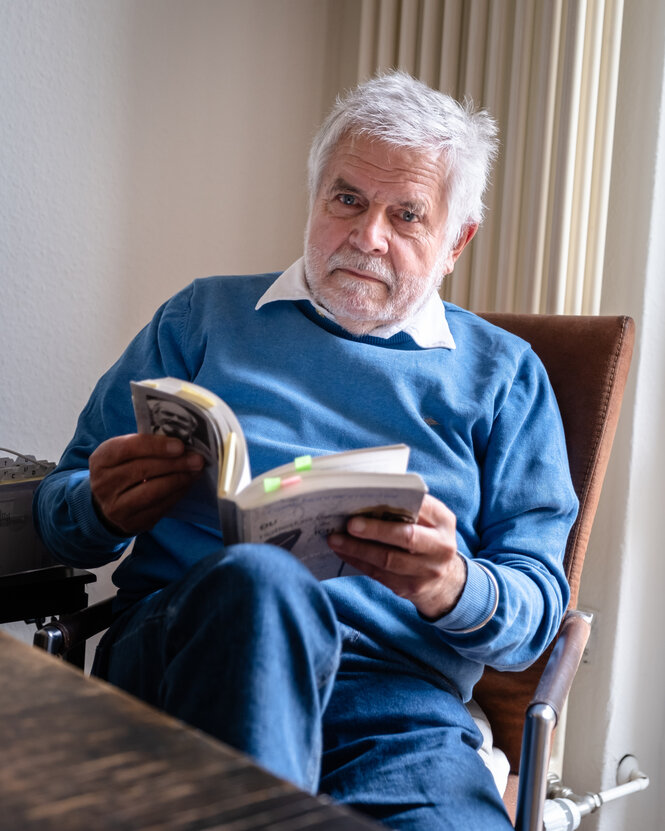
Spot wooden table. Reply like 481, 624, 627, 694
0, 632, 380, 830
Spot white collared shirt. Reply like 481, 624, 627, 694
255, 258, 456, 350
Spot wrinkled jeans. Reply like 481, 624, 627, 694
93, 545, 512, 830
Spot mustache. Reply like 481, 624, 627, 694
327, 250, 395, 285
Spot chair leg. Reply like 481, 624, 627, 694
63, 641, 86, 669
33, 622, 86, 669
33, 623, 65, 656
514, 703, 557, 831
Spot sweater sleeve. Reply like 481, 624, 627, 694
429, 345, 578, 671
33, 284, 198, 568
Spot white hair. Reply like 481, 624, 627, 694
307, 70, 499, 246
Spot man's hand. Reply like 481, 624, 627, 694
327, 494, 466, 620
89, 434, 205, 537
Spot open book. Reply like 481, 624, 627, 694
131, 378, 428, 579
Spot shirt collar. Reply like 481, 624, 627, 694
255, 257, 456, 350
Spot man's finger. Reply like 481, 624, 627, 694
329, 532, 429, 577
100, 468, 204, 536
91, 433, 188, 468
101, 452, 204, 495
346, 514, 418, 552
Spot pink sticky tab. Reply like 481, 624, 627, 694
280, 475, 302, 488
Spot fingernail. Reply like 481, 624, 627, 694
329, 534, 344, 548
348, 517, 366, 534
166, 439, 183, 454
187, 454, 204, 469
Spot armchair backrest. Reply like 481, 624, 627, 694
473, 313, 635, 771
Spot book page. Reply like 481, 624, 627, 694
247, 444, 411, 498
131, 378, 251, 528
131, 378, 251, 496
131, 381, 223, 525
228, 480, 426, 580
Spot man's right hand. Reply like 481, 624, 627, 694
89, 434, 205, 537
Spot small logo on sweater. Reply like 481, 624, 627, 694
423, 416, 440, 427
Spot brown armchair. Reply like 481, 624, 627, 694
34, 313, 635, 830
474, 313, 635, 829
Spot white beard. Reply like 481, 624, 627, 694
304, 240, 448, 333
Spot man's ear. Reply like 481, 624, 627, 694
443, 223, 479, 274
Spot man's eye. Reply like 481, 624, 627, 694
401, 210, 417, 222
338, 194, 357, 206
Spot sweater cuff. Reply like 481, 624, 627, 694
68, 473, 132, 547
430, 558, 499, 633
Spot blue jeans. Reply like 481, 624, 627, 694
93, 545, 512, 830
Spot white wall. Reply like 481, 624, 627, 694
0, 0, 343, 640
0, 0, 339, 464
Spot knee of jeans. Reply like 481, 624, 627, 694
178, 544, 338, 630
166, 545, 341, 689
209, 543, 318, 596
224, 542, 313, 580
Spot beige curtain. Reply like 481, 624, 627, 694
354, 0, 624, 314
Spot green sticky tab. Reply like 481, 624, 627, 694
263, 477, 282, 493
294, 455, 312, 472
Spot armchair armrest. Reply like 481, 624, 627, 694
515, 610, 592, 831
531, 609, 593, 717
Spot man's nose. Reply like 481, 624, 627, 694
349, 209, 390, 255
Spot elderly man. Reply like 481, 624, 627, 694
35, 71, 577, 830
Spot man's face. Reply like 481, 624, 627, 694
304, 134, 474, 335
153, 402, 196, 442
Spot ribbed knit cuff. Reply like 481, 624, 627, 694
68, 473, 132, 546
429, 557, 499, 633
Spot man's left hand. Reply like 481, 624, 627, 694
327, 494, 466, 620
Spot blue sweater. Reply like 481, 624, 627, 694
34, 273, 577, 701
